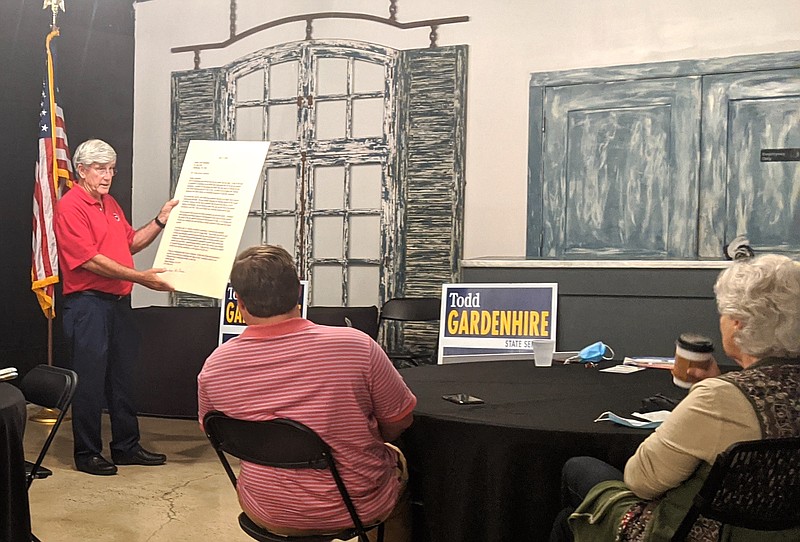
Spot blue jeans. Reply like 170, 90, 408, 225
549, 456, 624, 542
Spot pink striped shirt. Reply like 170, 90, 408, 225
197, 318, 417, 530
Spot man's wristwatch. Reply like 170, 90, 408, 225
154, 216, 167, 229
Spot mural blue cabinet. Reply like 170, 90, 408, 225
528, 52, 800, 260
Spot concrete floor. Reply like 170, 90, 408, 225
23, 408, 359, 541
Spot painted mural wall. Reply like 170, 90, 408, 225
131, 0, 800, 307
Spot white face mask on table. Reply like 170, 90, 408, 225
594, 410, 671, 429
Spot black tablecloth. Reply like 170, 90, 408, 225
0, 383, 31, 542
399, 360, 686, 542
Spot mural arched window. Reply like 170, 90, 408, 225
171, 40, 467, 348
228, 41, 397, 307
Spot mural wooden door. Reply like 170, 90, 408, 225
537, 77, 701, 259
699, 69, 800, 258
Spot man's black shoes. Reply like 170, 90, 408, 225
76, 454, 118, 476
75, 448, 166, 474
111, 447, 167, 466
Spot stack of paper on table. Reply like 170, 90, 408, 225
622, 357, 675, 369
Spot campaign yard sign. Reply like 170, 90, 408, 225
218, 280, 308, 344
438, 283, 557, 363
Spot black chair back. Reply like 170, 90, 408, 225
20, 364, 78, 487
671, 436, 800, 541
306, 306, 379, 340
203, 411, 383, 542
380, 298, 440, 321
380, 297, 441, 366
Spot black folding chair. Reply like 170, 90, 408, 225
20, 364, 78, 542
203, 411, 385, 542
379, 297, 441, 367
306, 305, 380, 340
671, 436, 800, 541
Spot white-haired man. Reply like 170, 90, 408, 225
55, 138, 178, 475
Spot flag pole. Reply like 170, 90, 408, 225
47, 0, 59, 367
31, 0, 67, 425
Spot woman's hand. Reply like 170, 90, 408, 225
685, 357, 722, 382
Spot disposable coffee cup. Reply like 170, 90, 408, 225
533, 339, 556, 367
672, 333, 714, 389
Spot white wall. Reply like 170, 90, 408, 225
131, 0, 800, 306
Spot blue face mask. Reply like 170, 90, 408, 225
594, 411, 662, 429
566, 341, 614, 363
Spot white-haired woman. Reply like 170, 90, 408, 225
551, 254, 800, 542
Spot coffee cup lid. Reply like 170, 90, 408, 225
677, 333, 714, 353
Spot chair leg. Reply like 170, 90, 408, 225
357, 523, 384, 542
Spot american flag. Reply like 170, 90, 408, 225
31, 29, 73, 319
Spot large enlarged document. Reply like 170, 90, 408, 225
153, 140, 270, 299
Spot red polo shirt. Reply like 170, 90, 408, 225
198, 318, 417, 530
55, 185, 136, 296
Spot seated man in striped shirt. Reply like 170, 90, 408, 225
198, 245, 416, 542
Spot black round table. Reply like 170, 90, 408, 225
398, 360, 686, 542
0, 382, 31, 542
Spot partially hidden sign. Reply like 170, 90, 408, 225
218, 280, 308, 345
438, 283, 557, 363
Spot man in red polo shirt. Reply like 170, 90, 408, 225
198, 245, 416, 541
55, 138, 178, 476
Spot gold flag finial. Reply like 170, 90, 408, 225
43, 0, 65, 29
